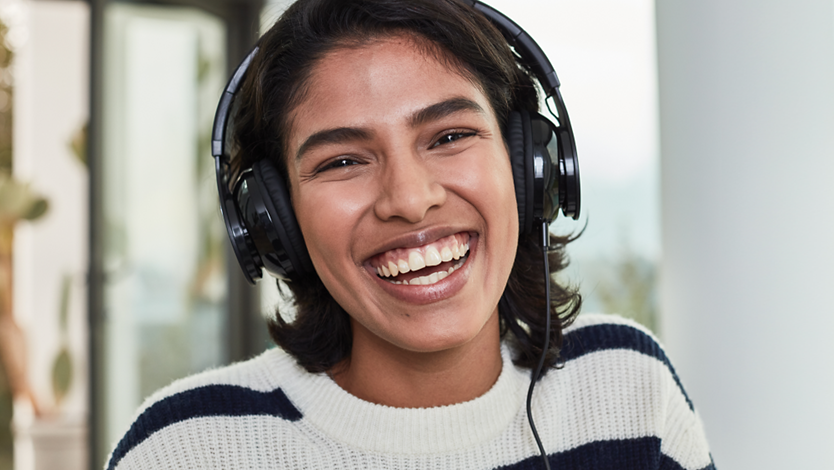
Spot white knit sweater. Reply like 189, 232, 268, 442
106, 313, 715, 469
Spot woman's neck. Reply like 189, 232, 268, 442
330, 312, 503, 408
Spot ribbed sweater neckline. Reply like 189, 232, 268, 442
269, 345, 529, 455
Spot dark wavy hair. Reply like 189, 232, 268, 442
232, 0, 582, 373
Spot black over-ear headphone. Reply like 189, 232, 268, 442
211, 0, 580, 284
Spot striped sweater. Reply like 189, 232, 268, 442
106, 313, 715, 469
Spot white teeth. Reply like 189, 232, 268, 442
376, 236, 471, 283
398, 259, 410, 274
425, 246, 442, 266
381, 252, 467, 286
408, 251, 426, 271
440, 246, 453, 262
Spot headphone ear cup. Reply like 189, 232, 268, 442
528, 113, 561, 224
556, 125, 581, 220
507, 111, 534, 235
220, 178, 262, 284
251, 159, 314, 277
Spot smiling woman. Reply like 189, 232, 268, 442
286, 35, 520, 406
104, 1, 715, 469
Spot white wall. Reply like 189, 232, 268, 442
656, 1, 834, 467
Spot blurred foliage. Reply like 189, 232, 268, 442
0, 175, 45, 470
0, 15, 14, 470
51, 349, 72, 406
0, 17, 11, 174
0, 172, 49, 234
139, 324, 190, 400
596, 238, 658, 333
51, 274, 73, 406
68, 122, 87, 168
0, 357, 11, 470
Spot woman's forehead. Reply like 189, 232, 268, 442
321, 31, 476, 80
285, 35, 495, 152
311, 34, 481, 101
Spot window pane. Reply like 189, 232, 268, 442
99, 3, 227, 450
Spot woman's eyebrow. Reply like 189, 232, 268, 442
296, 127, 373, 162
295, 98, 485, 162
408, 97, 486, 128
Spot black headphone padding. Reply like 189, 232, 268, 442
252, 159, 314, 275
507, 111, 535, 235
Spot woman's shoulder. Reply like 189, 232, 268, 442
558, 312, 689, 402
552, 312, 702, 421
105, 348, 306, 470
562, 312, 667, 361
539, 313, 715, 469
134, 346, 301, 415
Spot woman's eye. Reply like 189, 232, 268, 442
317, 157, 358, 173
432, 131, 476, 149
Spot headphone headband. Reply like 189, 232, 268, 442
212, 46, 258, 161
211, 0, 580, 283
470, 1, 560, 94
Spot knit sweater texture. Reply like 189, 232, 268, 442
106, 313, 715, 469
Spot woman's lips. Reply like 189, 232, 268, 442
368, 232, 470, 282
366, 233, 478, 305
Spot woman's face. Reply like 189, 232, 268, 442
285, 35, 519, 355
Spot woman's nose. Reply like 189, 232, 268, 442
373, 151, 446, 223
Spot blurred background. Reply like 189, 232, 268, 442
0, 0, 831, 469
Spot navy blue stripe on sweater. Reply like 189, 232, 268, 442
561, 323, 694, 411
106, 385, 301, 470
494, 437, 716, 470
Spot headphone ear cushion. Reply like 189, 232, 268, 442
252, 159, 314, 275
506, 111, 533, 235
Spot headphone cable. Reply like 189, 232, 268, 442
526, 221, 552, 470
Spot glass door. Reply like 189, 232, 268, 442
97, 3, 227, 461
